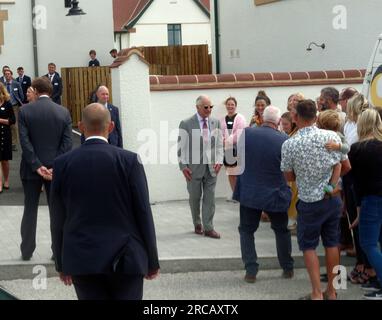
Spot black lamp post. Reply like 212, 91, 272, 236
66, 0, 86, 16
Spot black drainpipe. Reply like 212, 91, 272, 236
213, 0, 220, 74
31, 0, 39, 77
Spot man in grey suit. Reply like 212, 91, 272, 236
178, 95, 224, 239
18, 77, 72, 261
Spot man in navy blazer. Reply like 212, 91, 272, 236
50, 103, 159, 300
16, 67, 32, 103
233, 105, 294, 283
81, 85, 123, 147
44, 63, 63, 105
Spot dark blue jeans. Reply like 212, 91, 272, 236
238, 205, 294, 276
359, 195, 382, 284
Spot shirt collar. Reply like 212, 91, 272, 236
196, 112, 208, 123
85, 136, 108, 143
297, 125, 317, 134
39, 95, 50, 99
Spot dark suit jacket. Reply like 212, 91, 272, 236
80, 103, 123, 148
50, 139, 160, 276
44, 72, 63, 104
233, 125, 291, 212
4, 80, 24, 106
16, 75, 32, 103
18, 97, 73, 180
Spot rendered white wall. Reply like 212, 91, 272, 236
0, 0, 34, 75
1, 0, 115, 76
212, 0, 382, 73
35, 0, 115, 75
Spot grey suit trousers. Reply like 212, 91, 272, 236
187, 164, 217, 231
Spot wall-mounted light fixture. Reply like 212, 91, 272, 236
307, 42, 325, 51
66, 0, 86, 16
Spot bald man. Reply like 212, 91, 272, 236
93, 86, 123, 148
50, 103, 159, 300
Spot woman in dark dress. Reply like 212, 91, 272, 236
0, 83, 16, 193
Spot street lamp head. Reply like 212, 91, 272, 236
307, 42, 325, 51
66, 0, 86, 16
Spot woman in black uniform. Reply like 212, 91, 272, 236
0, 83, 16, 193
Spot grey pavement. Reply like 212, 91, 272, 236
0, 199, 354, 280
0, 268, 365, 300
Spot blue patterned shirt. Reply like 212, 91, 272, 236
281, 126, 346, 203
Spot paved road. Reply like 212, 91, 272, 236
0, 268, 365, 300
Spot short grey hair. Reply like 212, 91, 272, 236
263, 105, 281, 124
196, 95, 209, 106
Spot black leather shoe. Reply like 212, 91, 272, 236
282, 270, 294, 279
21, 255, 32, 261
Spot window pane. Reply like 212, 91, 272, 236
168, 24, 181, 46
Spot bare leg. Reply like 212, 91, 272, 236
303, 249, 323, 299
324, 247, 340, 299
1, 161, 10, 188
228, 175, 236, 192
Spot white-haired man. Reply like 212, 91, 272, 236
233, 105, 294, 283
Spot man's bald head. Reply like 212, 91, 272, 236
96, 86, 110, 104
80, 103, 113, 137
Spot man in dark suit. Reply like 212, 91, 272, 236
233, 105, 294, 283
0, 65, 11, 84
50, 103, 159, 300
18, 77, 72, 261
81, 85, 123, 147
44, 63, 63, 105
16, 67, 32, 104
4, 69, 24, 150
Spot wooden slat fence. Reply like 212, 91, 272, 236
138, 44, 212, 75
61, 66, 112, 126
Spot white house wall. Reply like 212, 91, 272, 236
0, 0, 34, 75
128, 0, 211, 49
35, 0, 115, 75
213, 0, 382, 73
0, 0, 115, 77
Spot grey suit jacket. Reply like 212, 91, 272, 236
18, 97, 73, 180
178, 114, 223, 178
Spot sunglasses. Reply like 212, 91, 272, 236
203, 105, 214, 110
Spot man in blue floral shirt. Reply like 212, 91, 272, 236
281, 99, 348, 300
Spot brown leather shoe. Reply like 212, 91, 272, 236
204, 230, 221, 239
244, 274, 256, 283
194, 224, 204, 235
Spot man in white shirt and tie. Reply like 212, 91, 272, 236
16, 67, 32, 104
44, 63, 63, 105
